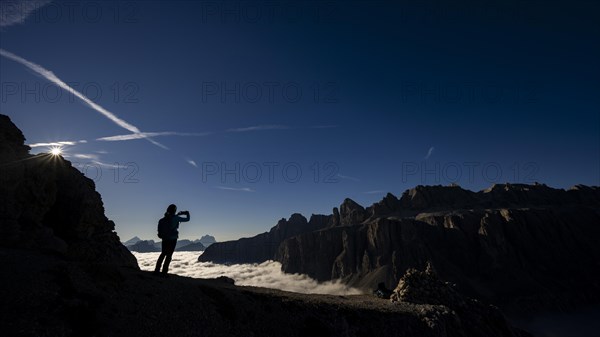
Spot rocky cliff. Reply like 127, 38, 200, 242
0, 114, 137, 268
201, 182, 600, 312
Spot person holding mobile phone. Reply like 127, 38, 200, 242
154, 204, 190, 276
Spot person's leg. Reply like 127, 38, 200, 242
161, 239, 177, 274
155, 251, 166, 273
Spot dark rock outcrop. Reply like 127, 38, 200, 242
390, 263, 520, 337
0, 114, 137, 268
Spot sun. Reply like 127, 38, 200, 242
50, 147, 62, 156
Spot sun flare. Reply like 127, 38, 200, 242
50, 147, 62, 156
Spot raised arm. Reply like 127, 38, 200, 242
177, 211, 190, 222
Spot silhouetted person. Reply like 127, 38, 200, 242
154, 204, 190, 276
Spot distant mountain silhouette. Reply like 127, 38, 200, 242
126, 239, 207, 252
176, 241, 206, 251
199, 234, 216, 247
123, 236, 142, 246
200, 182, 600, 314
128, 240, 161, 252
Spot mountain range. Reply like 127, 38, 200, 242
124, 237, 213, 252
199, 183, 600, 315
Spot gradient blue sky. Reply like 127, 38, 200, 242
1, 0, 599, 241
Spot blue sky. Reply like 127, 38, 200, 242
1, 0, 599, 241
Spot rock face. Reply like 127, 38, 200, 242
202, 182, 600, 312
278, 205, 600, 311
0, 114, 137, 268
199, 213, 330, 263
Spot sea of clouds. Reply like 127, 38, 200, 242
133, 251, 363, 296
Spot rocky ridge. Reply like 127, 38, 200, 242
0, 115, 137, 268
201, 180, 600, 312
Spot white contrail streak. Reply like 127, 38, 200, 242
424, 146, 435, 160
215, 186, 255, 192
0, 48, 167, 149
227, 125, 288, 132
97, 131, 211, 142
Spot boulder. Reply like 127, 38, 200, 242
391, 263, 520, 337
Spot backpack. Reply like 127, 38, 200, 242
157, 215, 172, 239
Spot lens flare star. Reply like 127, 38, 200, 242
50, 147, 62, 156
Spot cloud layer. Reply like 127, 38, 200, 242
133, 251, 362, 296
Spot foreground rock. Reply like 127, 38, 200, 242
0, 115, 137, 268
391, 263, 518, 337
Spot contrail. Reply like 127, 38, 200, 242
424, 146, 434, 160
97, 131, 212, 142
0, 48, 167, 149
216, 186, 255, 192
227, 125, 288, 132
